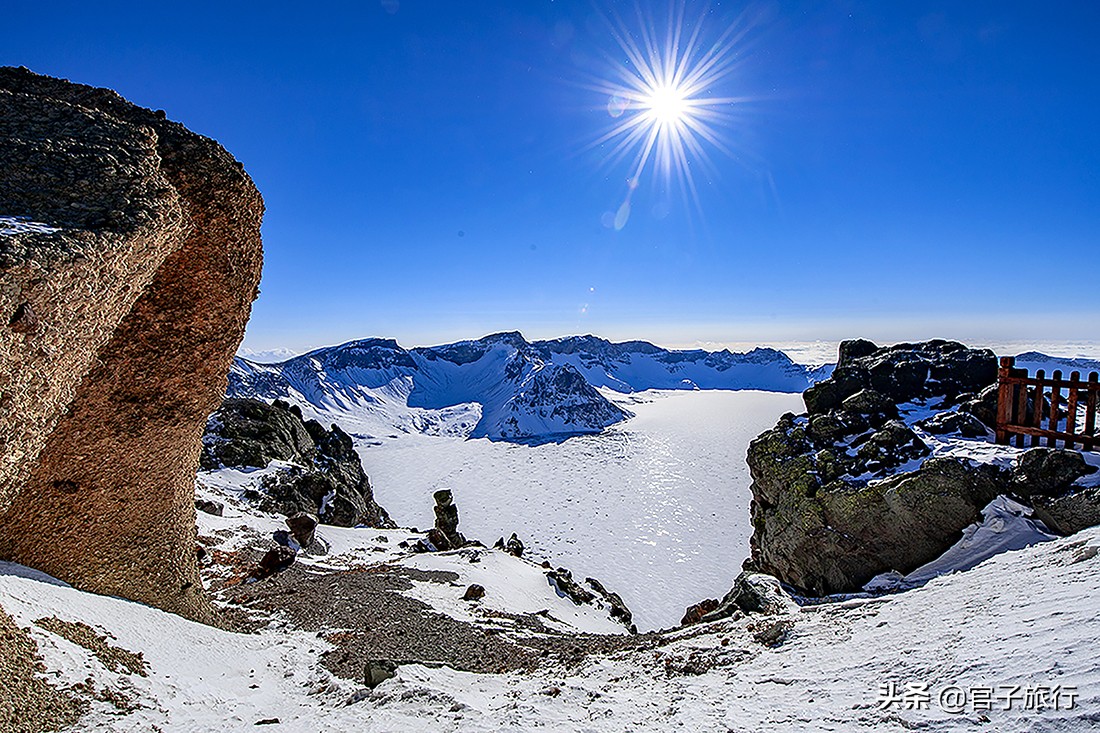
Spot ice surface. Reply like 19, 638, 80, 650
359, 389, 803, 631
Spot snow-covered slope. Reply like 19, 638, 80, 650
228, 332, 824, 441
3, 524, 1097, 731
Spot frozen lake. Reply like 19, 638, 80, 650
358, 389, 802, 631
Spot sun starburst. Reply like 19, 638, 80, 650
587, 3, 754, 228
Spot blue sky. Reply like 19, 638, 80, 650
6, 1, 1098, 352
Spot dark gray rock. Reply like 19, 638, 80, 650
285, 512, 318, 549
253, 546, 296, 580
200, 398, 314, 470
584, 577, 634, 631
1010, 448, 1097, 498
680, 598, 721, 626
194, 498, 224, 517
202, 398, 392, 528
432, 489, 465, 550
1031, 488, 1100, 536
837, 338, 879, 367
841, 389, 899, 421
544, 568, 634, 631
462, 584, 485, 601
854, 421, 930, 474
803, 365, 870, 414
363, 659, 398, 688
683, 572, 791, 626
546, 568, 594, 604
748, 435, 1006, 595
957, 385, 999, 429
805, 340, 996, 414
917, 410, 990, 438
493, 533, 525, 557
806, 412, 854, 444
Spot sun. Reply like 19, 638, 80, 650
644, 84, 690, 127
585, 4, 753, 228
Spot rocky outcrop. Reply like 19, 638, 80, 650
0, 68, 263, 622
747, 340, 1007, 595
746, 339, 1100, 596
802, 339, 996, 414
202, 398, 393, 528
546, 568, 635, 632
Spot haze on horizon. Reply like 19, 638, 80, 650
7, 1, 1097, 355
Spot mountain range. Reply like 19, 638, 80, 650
228, 332, 832, 441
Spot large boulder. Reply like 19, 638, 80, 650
202, 398, 393, 528
1009, 448, 1099, 536
0, 68, 263, 623
1009, 448, 1096, 498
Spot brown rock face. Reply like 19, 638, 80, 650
0, 67, 263, 623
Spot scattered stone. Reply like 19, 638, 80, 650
0, 609, 87, 733
364, 659, 398, 688
546, 568, 595, 605
253, 546, 296, 580
492, 532, 525, 556
195, 498, 224, 517
346, 688, 373, 706
750, 618, 794, 647
680, 598, 720, 626
855, 420, 930, 473
33, 617, 147, 676
462, 584, 486, 602
285, 512, 318, 549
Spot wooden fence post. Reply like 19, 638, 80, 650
995, 356, 1014, 446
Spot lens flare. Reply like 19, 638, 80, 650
585, 3, 755, 228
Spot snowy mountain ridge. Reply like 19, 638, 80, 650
228, 332, 828, 441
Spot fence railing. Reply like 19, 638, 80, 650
995, 356, 1099, 450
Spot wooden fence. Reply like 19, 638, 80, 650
995, 356, 1099, 450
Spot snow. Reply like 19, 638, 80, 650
360, 389, 803, 631
227, 334, 822, 442
865, 496, 1059, 591
0, 215, 59, 235
3, 525, 1098, 731
401, 549, 628, 635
